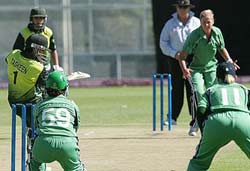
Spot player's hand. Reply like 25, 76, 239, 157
232, 60, 240, 70
53, 65, 64, 72
183, 68, 192, 79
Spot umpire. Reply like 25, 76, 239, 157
159, 0, 200, 135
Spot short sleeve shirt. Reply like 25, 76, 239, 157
34, 95, 79, 137
183, 26, 225, 71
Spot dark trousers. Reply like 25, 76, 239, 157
167, 57, 195, 125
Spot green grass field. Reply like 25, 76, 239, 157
1, 86, 250, 170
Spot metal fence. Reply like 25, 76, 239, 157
0, 0, 156, 82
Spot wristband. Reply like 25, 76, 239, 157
174, 52, 180, 59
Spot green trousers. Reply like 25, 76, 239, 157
187, 111, 250, 171
191, 69, 217, 101
31, 136, 84, 171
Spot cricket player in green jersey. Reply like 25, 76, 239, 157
178, 9, 239, 102
31, 71, 86, 171
187, 62, 250, 171
6, 33, 50, 127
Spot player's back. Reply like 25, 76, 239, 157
208, 83, 249, 113
6, 50, 44, 103
35, 95, 78, 137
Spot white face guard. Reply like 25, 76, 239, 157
31, 43, 51, 64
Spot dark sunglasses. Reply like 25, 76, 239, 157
178, 5, 189, 9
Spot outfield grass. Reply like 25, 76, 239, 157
71, 86, 194, 126
0, 86, 209, 127
1, 85, 250, 170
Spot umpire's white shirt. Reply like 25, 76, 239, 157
160, 12, 200, 58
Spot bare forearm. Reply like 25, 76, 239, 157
220, 48, 232, 62
177, 51, 188, 70
178, 51, 192, 78
51, 50, 59, 65
179, 59, 187, 73
219, 48, 240, 69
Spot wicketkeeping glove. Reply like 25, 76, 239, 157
53, 65, 64, 72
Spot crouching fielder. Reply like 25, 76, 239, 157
188, 62, 250, 171
31, 71, 86, 171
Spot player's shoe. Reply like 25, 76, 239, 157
164, 119, 177, 125
188, 124, 199, 136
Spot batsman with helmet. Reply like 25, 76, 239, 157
6, 33, 51, 170
187, 62, 250, 171
6, 34, 50, 127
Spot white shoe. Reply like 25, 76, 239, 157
188, 125, 198, 136
164, 119, 177, 125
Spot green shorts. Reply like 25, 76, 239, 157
31, 135, 84, 171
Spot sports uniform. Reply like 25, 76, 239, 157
6, 34, 49, 127
182, 25, 224, 101
179, 9, 236, 102
13, 7, 62, 71
6, 50, 44, 103
31, 71, 85, 171
187, 62, 250, 171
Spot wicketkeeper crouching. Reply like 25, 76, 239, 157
30, 71, 86, 171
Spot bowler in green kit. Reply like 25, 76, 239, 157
178, 9, 239, 102
187, 62, 250, 171
31, 71, 86, 171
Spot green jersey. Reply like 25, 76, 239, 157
34, 95, 80, 137
6, 50, 44, 103
199, 82, 250, 113
183, 26, 225, 71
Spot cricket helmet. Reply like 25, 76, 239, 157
46, 71, 68, 91
25, 34, 50, 63
29, 7, 47, 31
216, 62, 236, 80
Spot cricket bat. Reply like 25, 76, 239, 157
67, 71, 91, 81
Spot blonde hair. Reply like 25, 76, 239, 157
224, 74, 235, 84
200, 9, 214, 20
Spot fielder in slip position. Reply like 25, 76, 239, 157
187, 62, 250, 171
31, 71, 86, 171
